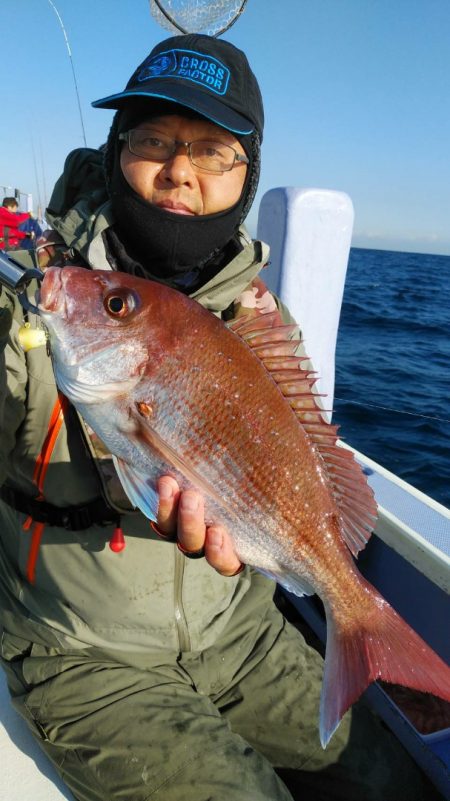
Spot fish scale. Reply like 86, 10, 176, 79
39, 266, 450, 749
159, 352, 332, 545
150, 333, 319, 531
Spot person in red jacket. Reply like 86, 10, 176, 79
0, 197, 33, 250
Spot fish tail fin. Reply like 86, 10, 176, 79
320, 584, 450, 748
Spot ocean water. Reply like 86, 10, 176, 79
334, 247, 450, 509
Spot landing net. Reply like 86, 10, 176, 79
149, 0, 248, 36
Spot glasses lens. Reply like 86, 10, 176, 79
190, 141, 236, 172
129, 129, 174, 161
127, 130, 241, 173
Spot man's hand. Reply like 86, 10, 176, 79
155, 476, 244, 577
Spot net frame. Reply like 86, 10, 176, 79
150, 0, 249, 37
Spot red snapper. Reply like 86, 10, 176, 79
38, 266, 450, 747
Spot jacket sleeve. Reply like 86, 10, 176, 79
0, 290, 28, 485
272, 293, 300, 330
0, 208, 30, 231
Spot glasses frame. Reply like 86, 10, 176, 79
118, 129, 249, 174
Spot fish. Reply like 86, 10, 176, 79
38, 265, 450, 747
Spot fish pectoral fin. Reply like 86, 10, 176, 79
131, 413, 235, 516
113, 455, 158, 522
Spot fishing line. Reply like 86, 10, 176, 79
334, 397, 450, 424
30, 134, 43, 214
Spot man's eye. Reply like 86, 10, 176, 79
139, 136, 164, 148
200, 143, 227, 158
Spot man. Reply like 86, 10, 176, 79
0, 196, 33, 250
0, 34, 440, 801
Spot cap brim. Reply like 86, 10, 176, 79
92, 86, 254, 136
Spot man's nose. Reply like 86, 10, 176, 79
162, 145, 196, 184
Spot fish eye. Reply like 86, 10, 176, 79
108, 296, 125, 314
104, 290, 136, 318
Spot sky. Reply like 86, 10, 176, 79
1, 0, 450, 255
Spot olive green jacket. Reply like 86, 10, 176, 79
0, 148, 296, 658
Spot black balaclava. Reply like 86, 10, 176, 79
103, 99, 261, 290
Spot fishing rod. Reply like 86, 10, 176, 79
0, 250, 43, 314
47, 0, 87, 147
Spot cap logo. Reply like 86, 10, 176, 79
137, 48, 230, 96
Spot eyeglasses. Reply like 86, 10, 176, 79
118, 128, 249, 174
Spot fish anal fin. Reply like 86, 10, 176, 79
321, 584, 450, 747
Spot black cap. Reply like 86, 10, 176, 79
92, 33, 264, 141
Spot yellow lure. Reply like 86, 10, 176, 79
18, 322, 47, 352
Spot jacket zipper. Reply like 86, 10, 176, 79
174, 546, 191, 652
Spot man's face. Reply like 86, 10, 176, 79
120, 115, 248, 216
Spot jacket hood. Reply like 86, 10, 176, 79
45, 147, 269, 312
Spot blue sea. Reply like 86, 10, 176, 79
334, 248, 450, 509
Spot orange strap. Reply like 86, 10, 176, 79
24, 392, 69, 583
33, 392, 70, 494
25, 522, 45, 585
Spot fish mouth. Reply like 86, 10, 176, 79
39, 267, 67, 316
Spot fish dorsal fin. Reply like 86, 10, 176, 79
228, 315, 378, 556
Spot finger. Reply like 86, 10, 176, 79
204, 525, 244, 577
177, 491, 206, 555
156, 476, 180, 535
